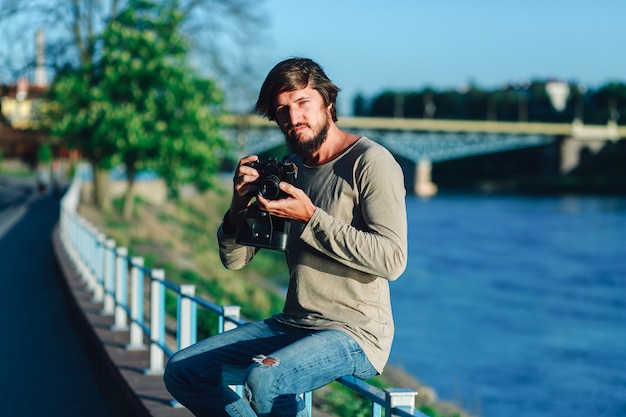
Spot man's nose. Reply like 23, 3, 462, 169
289, 107, 302, 125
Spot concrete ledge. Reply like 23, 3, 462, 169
52, 224, 192, 417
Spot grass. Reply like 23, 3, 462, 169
0, 167, 36, 178
78, 184, 467, 417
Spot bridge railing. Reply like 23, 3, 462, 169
58, 166, 424, 417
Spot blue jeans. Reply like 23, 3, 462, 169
163, 318, 377, 417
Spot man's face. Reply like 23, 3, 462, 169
275, 84, 332, 160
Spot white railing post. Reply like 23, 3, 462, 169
77, 218, 89, 284
219, 305, 241, 333
304, 392, 312, 417
85, 224, 98, 291
101, 238, 116, 315
74, 217, 84, 281
373, 401, 383, 417
220, 305, 242, 396
92, 233, 106, 303
59, 207, 67, 244
145, 268, 165, 376
111, 247, 129, 331
127, 257, 147, 351
384, 388, 417, 417
178, 284, 196, 351
64, 213, 77, 266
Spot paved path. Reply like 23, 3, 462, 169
0, 178, 113, 416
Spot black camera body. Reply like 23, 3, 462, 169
245, 158, 298, 201
236, 158, 298, 251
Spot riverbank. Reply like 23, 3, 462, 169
77, 186, 469, 417
460, 176, 626, 196
432, 137, 626, 197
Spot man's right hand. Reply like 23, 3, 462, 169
225, 155, 261, 230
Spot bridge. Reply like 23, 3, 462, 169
221, 115, 626, 196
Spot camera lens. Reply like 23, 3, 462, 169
258, 175, 282, 199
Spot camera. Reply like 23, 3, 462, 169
246, 157, 298, 200
236, 157, 298, 251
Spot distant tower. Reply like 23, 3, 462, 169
34, 29, 48, 86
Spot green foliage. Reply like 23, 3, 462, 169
180, 266, 284, 323
320, 376, 461, 417
98, 0, 227, 195
364, 80, 626, 125
46, 0, 228, 199
46, 64, 118, 168
37, 143, 53, 165
320, 381, 373, 417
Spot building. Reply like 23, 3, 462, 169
0, 79, 49, 169
0, 30, 57, 170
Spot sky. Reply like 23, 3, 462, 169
259, 0, 626, 115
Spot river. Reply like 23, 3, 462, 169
389, 193, 626, 417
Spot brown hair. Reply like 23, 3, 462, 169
254, 57, 340, 122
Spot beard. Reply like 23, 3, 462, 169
284, 116, 330, 161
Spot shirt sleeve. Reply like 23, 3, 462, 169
217, 222, 260, 270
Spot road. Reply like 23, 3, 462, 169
0, 176, 113, 416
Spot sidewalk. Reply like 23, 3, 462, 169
51, 198, 194, 417
0, 193, 112, 416
0, 179, 193, 417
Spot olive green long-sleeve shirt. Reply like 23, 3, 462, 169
218, 137, 408, 373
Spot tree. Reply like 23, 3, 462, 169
46, 64, 119, 211
591, 82, 626, 125
47, 0, 227, 218
103, 0, 226, 218
1, 0, 266, 210
352, 92, 367, 117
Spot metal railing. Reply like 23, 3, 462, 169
58, 167, 425, 417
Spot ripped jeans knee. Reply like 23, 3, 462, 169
244, 354, 285, 415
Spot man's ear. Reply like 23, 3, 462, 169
326, 102, 335, 119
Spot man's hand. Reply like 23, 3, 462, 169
225, 155, 261, 230
257, 181, 316, 223
232, 155, 260, 202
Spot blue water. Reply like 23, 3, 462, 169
389, 194, 626, 417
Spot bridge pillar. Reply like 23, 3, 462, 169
414, 159, 437, 197
560, 137, 606, 174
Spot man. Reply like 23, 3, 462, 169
164, 57, 408, 417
